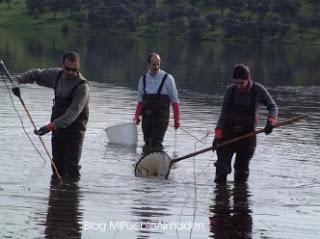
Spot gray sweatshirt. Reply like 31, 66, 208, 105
16, 67, 90, 129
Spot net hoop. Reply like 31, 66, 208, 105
134, 151, 172, 178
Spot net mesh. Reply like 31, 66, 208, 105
135, 151, 171, 178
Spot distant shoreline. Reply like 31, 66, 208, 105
0, 0, 319, 45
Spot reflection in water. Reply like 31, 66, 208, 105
105, 143, 137, 155
1, 29, 319, 91
209, 183, 252, 239
44, 177, 83, 239
131, 186, 171, 238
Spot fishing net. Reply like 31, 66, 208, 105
135, 151, 171, 178
134, 114, 306, 179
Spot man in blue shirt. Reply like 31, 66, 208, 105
134, 53, 180, 154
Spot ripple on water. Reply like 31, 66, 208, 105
1, 84, 320, 238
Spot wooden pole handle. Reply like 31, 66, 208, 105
0, 60, 63, 184
171, 114, 307, 164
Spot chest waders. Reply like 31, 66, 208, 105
215, 84, 257, 184
141, 74, 169, 154
51, 70, 89, 180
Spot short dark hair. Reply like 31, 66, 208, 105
62, 51, 80, 63
233, 63, 250, 80
147, 52, 160, 64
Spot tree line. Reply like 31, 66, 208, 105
22, 0, 320, 41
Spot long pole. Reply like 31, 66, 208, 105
171, 114, 307, 164
0, 60, 63, 184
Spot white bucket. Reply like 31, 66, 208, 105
105, 122, 138, 145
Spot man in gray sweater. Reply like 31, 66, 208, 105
12, 51, 89, 182
212, 63, 278, 184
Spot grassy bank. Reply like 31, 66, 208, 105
0, 1, 75, 32
0, 0, 319, 44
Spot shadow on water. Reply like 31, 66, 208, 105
44, 177, 83, 239
209, 183, 252, 239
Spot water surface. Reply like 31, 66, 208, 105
0, 30, 319, 238
1, 80, 319, 238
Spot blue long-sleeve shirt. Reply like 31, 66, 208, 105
137, 70, 179, 103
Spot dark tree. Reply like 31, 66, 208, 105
213, 0, 231, 15
131, 0, 147, 23
264, 20, 290, 39
206, 12, 219, 31
188, 0, 208, 7
307, 0, 320, 14
109, 2, 128, 23
296, 14, 311, 38
273, 0, 301, 20
170, 17, 187, 34
0, 0, 11, 8
229, 0, 246, 15
25, 0, 47, 19
87, 5, 113, 28
144, 0, 155, 8
82, 0, 102, 7
184, 6, 201, 17
222, 12, 240, 39
48, 0, 65, 19
247, 0, 269, 21
163, 0, 184, 20
188, 17, 207, 39
222, 11, 239, 29
123, 10, 137, 31
238, 21, 259, 40
310, 13, 320, 27
163, 0, 183, 7
64, 0, 81, 17
146, 8, 168, 33
224, 22, 240, 39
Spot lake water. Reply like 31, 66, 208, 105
0, 30, 319, 238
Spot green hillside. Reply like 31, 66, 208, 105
0, 0, 319, 44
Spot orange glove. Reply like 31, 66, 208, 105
172, 102, 180, 129
134, 102, 143, 125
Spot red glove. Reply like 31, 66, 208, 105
172, 102, 180, 129
34, 122, 55, 136
212, 128, 223, 152
267, 116, 277, 125
134, 102, 143, 125
214, 127, 223, 139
